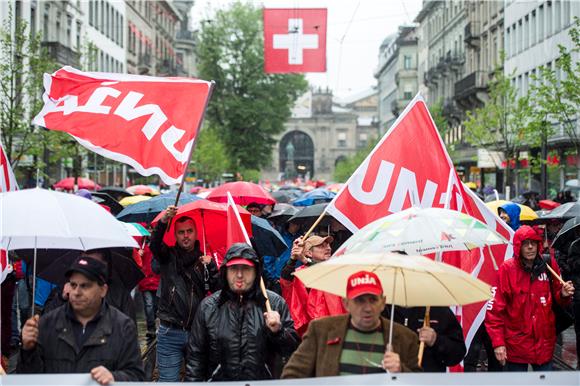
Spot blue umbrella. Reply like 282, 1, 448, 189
250, 216, 288, 257
292, 188, 336, 207
116, 191, 202, 223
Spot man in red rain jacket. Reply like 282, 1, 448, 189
485, 225, 574, 371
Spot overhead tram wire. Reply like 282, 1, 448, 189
335, 1, 360, 94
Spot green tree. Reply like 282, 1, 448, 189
196, 2, 308, 173
0, 9, 55, 173
191, 127, 229, 183
532, 16, 580, 178
463, 60, 536, 192
429, 98, 450, 140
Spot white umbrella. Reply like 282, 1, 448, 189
0, 188, 139, 250
0, 188, 139, 313
334, 206, 508, 256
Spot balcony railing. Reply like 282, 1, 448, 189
42, 41, 79, 67
454, 71, 488, 97
464, 22, 481, 47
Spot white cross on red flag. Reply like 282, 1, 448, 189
326, 95, 514, 361
263, 8, 327, 73
0, 139, 18, 192
33, 67, 213, 185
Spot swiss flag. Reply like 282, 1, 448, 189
263, 8, 327, 73
326, 95, 514, 360
33, 67, 213, 185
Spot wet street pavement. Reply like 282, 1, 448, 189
554, 327, 577, 370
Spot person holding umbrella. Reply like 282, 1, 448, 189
150, 205, 219, 382
281, 270, 420, 377
486, 225, 575, 371
17, 256, 144, 384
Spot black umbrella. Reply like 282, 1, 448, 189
552, 216, 580, 252
98, 186, 133, 201
541, 202, 580, 220
271, 190, 300, 203
268, 203, 299, 223
16, 248, 144, 289
92, 192, 125, 215
116, 191, 201, 223
287, 203, 335, 231
250, 216, 288, 257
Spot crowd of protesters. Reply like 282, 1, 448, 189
2, 192, 579, 384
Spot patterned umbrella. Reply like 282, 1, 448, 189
334, 207, 508, 256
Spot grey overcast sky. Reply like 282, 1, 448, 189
190, 0, 423, 98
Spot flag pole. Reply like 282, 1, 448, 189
227, 192, 273, 313
302, 210, 326, 239
173, 81, 216, 207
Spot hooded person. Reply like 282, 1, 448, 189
485, 225, 574, 371
184, 243, 299, 382
498, 202, 521, 231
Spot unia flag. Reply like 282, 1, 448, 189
326, 94, 513, 359
0, 139, 18, 192
33, 66, 213, 185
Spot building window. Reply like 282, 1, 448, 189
358, 133, 368, 148
538, 5, 544, 40
67, 15, 72, 47
76, 21, 81, 51
89, 0, 94, 26
404, 91, 413, 100
337, 132, 347, 148
547, 1, 552, 35
404, 55, 412, 69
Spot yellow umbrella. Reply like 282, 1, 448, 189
485, 200, 538, 221
119, 195, 153, 207
295, 252, 491, 307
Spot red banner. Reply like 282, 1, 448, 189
0, 139, 18, 192
263, 8, 327, 73
326, 96, 514, 355
33, 67, 213, 185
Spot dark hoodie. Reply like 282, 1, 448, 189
185, 243, 299, 382
499, 202, 521, 231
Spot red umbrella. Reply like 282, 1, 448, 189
53, 177, 101, 191
207, 181, 276, 206
152, 200, 252, 266
126, 185, 160, 196
539, 199, 561, 210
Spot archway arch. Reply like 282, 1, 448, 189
279, 131, 314, 179
335, 155, 347, 166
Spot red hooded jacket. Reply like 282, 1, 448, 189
485, 225, 570, 365
134, 243, 160, 292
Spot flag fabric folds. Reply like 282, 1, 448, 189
33, 66, 213, 185
0, 140, 18, 192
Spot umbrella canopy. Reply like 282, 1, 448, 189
126, 185, 160, 196
53, 177, 101, 191
250, 216, 287, 257
119, 195, 153, 207
485, 200, 538, 221
325, 183, 344, 193
271, 190, 300, 204
116, 191, 201, 223
120, 222, 151, 237
566, 179, 580, 188
292, 188, 336, 207
538, 199, 561, 210
294, 252, 491, 306
97, 187, 133, 200
539, 202, 580, 220
552, 216, 580, 252
268, 203, 299, 223
0, 188, 139, 250
91, 192, 124, 215
288, 203, 327, 222
17, 248, 144, 290
334, 207, 508, 256
207, 181, 276, 206
151, 200, 252, 263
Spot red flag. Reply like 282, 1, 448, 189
33, 66, 213, 185
326, 95, 513, 357
226, 192, 252, 248
0, 250, 12, 284
263, 8, 327, 73
0, 140, 18, 192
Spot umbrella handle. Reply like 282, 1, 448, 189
417, 306, 431, 367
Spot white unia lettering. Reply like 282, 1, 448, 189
350, 275, 377, 287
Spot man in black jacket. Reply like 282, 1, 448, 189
185, 243, 299, 382
150, 205, 219, 382
383, 306, 466, 372
17, 256, 144, 384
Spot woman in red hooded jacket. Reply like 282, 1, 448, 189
485, 225, 575, 371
